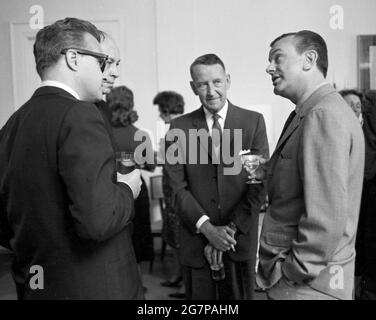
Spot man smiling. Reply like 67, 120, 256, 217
165, 54, 269, 300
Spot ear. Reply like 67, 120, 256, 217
65, 50, 79, 72
303, 50, 318, 72
226, 74, 231, 89
190, 81, 198, 96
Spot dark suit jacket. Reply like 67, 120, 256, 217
0, 86, 142, 300
164, 102, 269, 268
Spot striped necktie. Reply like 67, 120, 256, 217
212, 113, 222, 147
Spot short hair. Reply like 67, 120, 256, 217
153, 91, 185, 115
190, 54, 226, 79
270, 30, 328, 78
33, 17, 101, 78
106, 86, 138, 127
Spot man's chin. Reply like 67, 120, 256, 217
101, 83, 114, 95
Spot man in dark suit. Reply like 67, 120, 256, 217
0, 17, 143, 299
164, 54, 269, 299
95, 31, 120, 145
357, 90, 376, 299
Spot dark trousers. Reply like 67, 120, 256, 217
183, 253, 254, 300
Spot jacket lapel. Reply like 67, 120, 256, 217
192, 107, 212, 159
269, 84, 336, 168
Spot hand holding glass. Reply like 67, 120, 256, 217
116, 152, 136, 174
242, 155, 262, 184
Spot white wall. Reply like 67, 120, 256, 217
154, 0, 376, 151
1, 0, 376, 152
0, 0, 159, 135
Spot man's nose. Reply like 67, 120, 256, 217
207, 83, 215, 96
266, 63, 275, 75
109, 64, 120, 78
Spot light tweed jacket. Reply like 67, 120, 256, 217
257, 84, 365, 300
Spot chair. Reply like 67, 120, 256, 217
149, 174, 167, 273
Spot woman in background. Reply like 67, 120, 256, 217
107, 86, 155, 291
153, 91, 185, 299
339, 89, 364, 126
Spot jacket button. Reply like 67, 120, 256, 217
211, 199, 216, 204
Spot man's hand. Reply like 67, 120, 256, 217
199, 220, 236, 251
248, 156, 268, 181
204, 244, 224, 269
117, 169, 142, 199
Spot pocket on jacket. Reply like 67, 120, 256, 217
264, 231, 295, 247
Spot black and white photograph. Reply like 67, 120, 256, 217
0, 0, 376, 304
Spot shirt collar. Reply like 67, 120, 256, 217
203, 100, 229, 121
40, 80, 80, 100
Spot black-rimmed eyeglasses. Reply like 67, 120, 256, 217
61, 48, 109, 72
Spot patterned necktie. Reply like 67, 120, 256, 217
212, 113, 222, 148
277, 110, 296, 143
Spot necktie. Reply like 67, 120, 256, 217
212, 113, 222, 147
277, 110, 296, 143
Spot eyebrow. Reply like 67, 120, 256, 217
268, 48, 282, 61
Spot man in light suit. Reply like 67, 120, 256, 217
256, 30, 365, 300
164, 54, 269, 299
0, 17, 143, 299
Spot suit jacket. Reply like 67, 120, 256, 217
363, 90, 376, 181
164, 102, 269, 268
257, 84, 365, 300
0, 86, 142, 300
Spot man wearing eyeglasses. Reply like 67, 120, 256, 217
95, 32, 121, 151
0, 17, 143, 299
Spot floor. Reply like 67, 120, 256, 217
0, 250, 266, 300
0, 214, 266, 300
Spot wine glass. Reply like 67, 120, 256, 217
241, 155, 262, 184
115, 152, 135, 174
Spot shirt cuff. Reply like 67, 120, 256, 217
116, 173, 133, 195
196, 215, 210, 233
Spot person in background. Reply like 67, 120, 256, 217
107, 85, 156, 292
355, 90, 376, 299
164, 54, 269, 300
257, 30, 364, 300
339, 89, 364, 126
95, 31, 121, 154
0, 17, 142, 300
153, 91, 186, 299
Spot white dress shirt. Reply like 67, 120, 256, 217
40, 80, 80, 100
195, 100, 229, 232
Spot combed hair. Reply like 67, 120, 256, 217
153, 91, 185, 115
106, 86, 138, 127
270, 30, 328, 78
190, 53, 226, 78
33, 17, 101, 78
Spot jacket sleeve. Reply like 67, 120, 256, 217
58, 102, 134, 242
0, 125, 12, 250
163, 121, 207, 234
230, 113, 269, 234
282, 107, 355, 283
